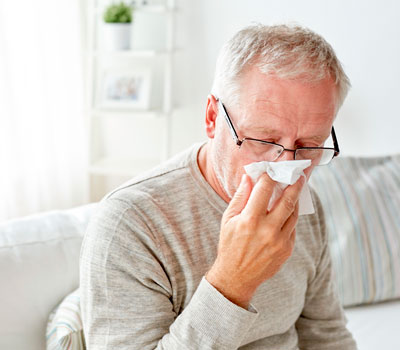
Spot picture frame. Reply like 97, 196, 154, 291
97, 68, 152, 110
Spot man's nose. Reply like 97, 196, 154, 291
277, 149, 295, 161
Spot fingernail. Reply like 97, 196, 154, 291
240, 174, 247, 185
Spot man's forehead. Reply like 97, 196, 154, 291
237, 100, 335, 126
239, 67, 338, 108
241, 96, 335, 117
238, 123, 331, 142
234, 103, 334, 142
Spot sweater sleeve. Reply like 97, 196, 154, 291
295, 194, 358, 350
79, 198, 259, 350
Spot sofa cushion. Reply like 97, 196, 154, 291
344, 299, 400, 350
309, 155, 400, 307
46, 288, 85, 350
0, 203, 97, 350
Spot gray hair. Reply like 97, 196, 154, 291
211, 23, 351, 111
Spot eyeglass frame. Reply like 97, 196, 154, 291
215, 96, 340, 165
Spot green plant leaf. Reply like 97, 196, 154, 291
103, 2, 133, 23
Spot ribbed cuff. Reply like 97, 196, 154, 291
171, 276, 259, 349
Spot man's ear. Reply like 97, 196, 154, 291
205, 94, 219, 139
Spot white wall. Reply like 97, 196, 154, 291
172, 0, 400, 157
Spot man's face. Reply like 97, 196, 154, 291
209, 66, 338, 199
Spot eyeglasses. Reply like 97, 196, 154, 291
216, 97, 340, 166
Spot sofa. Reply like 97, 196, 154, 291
1, 154, 399, 350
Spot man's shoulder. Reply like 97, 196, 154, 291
101, 143, 203, 205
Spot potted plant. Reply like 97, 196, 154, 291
102, 2, 133, 50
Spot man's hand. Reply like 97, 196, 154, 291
205, 173, 305, 309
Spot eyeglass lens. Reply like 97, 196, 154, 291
240, 139, 334, 165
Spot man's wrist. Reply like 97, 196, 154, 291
205, 268, 254, 310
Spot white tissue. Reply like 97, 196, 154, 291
244, 160, 315, 215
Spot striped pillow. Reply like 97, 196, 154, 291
309, 155, 400, 307
46, 288, 85, 350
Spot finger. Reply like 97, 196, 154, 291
223, 174, 252, 222
281, 202, 299, 236
290, 228, 297, 242
269, 175, 305, 224
287, 228, 297, 252
242, 172, 276, 217
289, 228, 297, 247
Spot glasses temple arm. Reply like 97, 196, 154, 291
331, 126, 340, 156
216, 98, 242, 146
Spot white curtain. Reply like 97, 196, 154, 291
0, 0, 89, 221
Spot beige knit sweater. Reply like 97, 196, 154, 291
79, 142, 357, 350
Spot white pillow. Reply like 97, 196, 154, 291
0, 203, 96, 350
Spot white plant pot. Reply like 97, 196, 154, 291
103, 23, 131, 51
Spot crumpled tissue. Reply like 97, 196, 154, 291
244, 160, 315, 215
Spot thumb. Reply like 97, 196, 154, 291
223, 174, 252, 222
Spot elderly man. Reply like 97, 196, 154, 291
80, 24, 357, 349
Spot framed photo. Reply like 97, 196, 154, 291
98, 69, 151, 110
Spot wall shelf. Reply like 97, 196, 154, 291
86, 0, 177, 201
94, 4, 176, 15
92, 49, 166, 58
90, 108, 164, 119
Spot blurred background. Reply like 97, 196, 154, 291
0, 0, 399, 221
